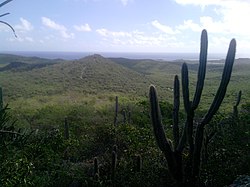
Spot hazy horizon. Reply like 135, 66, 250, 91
1, 51, 249, 61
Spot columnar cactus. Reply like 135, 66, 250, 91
93, 157, 99, 180
0, 87, 2, 109
128, 110, 131, 124
111, 150, 117, 181
233, 90, 242, 119
122, 109, 126, 124
149, 29, 236, 186
136, 155, 142, 172
64, 117, 69, 140
114, 96, 118, 126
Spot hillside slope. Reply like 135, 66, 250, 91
0, 54, 153, 100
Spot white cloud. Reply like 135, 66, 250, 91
96, 28, 108, 37
210, 36, 232, 48
96, 28, 131, 37
9, 36, 34, 43
174, 0, 243, 7
25, 37, 34, 42
174, 0, 250, 36
120, 0, 133, 6
41, 17, 74, 39
95, 28, 183, 51
42, 17, 65, 30
151, 20, 179, 34
15, 18, 33, 32
74, 24, 91, 32
177, 20, 201, 32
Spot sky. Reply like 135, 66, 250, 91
1, 0, 250, 57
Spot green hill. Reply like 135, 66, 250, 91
0, 54, 153, 101
0, 53, 62, 64
0, 53, 250, 110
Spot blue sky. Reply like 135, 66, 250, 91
1, 0, 250, 57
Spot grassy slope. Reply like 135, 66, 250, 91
0, 53, 62, 64
0, 54, 249, 113
111, 57, 250, 111
0, 54, 153, 112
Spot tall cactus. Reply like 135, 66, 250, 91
111, 145, 117, 182
64, 117, 69, 140
149, 29, 236, 186
233, 90, 242, 119
93, 157, 99, 181
114, 96, 118, 126
0, 87, 3, 111
136, 155, 142, 172
111, 150, 117, 181
173, 75, 180, 150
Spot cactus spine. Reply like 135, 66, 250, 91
149, 29, 236, 186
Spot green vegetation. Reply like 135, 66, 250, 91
0, 34, 250, 186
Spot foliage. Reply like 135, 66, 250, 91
0, 91, 249, 186
201, 111, 250, 186
0, 42, 250, 186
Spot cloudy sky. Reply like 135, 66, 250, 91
1, 0, 250, 57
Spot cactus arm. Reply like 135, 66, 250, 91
182, 63, 191, 114
180, 63, 194, 153
149, 85, 178, 174
202, 39, 236, 125
192, 38, 236, 179
173, 75, 180, 150
149, 85, 173, 154
192, 29, 208, 110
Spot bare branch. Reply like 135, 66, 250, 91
0, 0, 13, 8
0, 130, 21, 135
0, 20, 17, 37
0, 12, 10, 18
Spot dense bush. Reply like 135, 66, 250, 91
0, 99, 249, 186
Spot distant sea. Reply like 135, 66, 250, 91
2, 51, 249, 61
